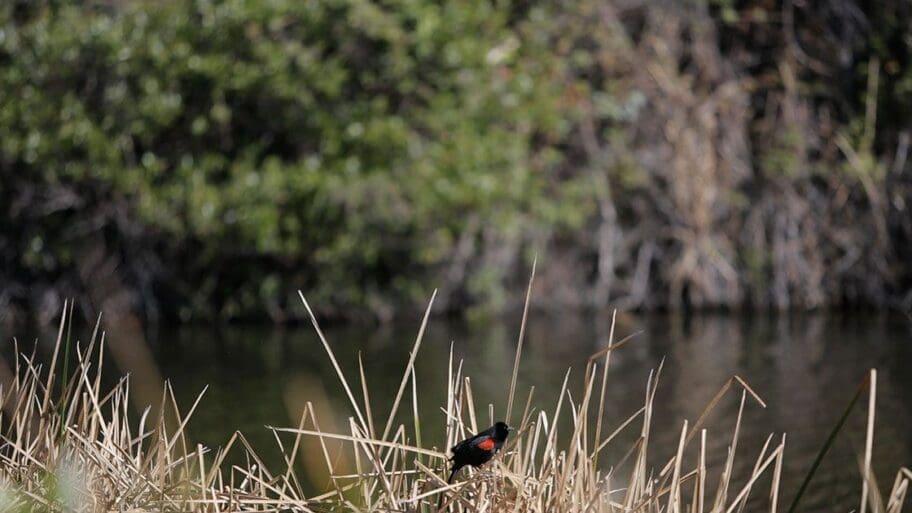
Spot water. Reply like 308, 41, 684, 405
5, 312, 912, 511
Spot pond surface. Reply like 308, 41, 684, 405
7, 311, 912, 511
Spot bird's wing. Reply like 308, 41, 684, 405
451, 427, 496, 454
470, 435, 496, 451
450, 439, 467, 454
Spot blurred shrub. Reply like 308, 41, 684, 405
1, 1, 910, 322
0, 0, 586, 321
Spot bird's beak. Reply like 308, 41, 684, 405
508, 426, 516, 432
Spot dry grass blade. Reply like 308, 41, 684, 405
298, 291, 370, 435
786, 371, 874, 513
379, 290, 436, 449
506, 256, 536, 424
592, 309, 617, 471
270, 427, 446, 460
861, 369, 877, 513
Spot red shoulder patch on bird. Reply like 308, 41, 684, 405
477, 438, 495, 451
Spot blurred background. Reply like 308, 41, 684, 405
2, 0, 912, 323
1, 1, 912, 511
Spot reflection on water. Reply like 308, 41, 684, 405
5, 312, 911, 511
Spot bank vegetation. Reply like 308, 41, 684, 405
1, 1, 911, 322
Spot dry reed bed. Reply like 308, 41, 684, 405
0, 286, 909, 512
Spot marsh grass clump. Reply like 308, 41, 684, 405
0, 302, 312, 512
0, 290, 910, 512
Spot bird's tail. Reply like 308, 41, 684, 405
437, 467, 458, 511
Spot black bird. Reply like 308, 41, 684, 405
447, 421, 513, 483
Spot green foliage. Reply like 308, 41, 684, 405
0, 0, 585, 319
2, 0, 910, 320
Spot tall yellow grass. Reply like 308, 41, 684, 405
0, 288, 908, 512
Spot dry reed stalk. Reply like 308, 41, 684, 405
0, 291, 905, 512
